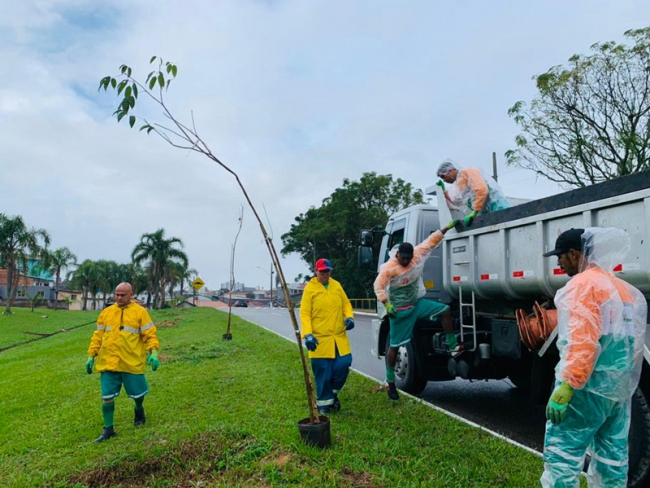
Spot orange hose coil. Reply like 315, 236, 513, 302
516, 302, 558, 351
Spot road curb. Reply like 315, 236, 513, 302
236, 310, 543, 460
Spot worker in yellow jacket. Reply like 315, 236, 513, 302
86, 282, 160, 442
300, 258, 354, 415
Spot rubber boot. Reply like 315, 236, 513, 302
94, 426, 116, 443
134, 407, 146, 427
387, 382, 400, 401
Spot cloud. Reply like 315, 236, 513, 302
0, 0, 645, 290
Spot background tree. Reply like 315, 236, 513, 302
127, 264, 149, 296
281, 172, 424, 298
68, 260, 97, 311
40, 246, 77, 310
131, 228, 189, 309
506, 27, 650, 187
0, 214, 51, 314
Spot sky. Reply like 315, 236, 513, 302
0, 0, 646, 292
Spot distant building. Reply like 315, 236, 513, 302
220, 281, 247, 292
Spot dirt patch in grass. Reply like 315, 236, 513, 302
339, 466, 379, 487
68, 431, 272, 487
67, 430, 381, 488
154, 318, 181, 328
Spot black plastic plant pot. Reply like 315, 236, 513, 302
297, 416, 331, 448
222, 333, 233, 341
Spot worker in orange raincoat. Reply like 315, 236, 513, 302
86, 282, 160, 442
373, 221, 459, 401
300, 258, 355, 415
436, 160, 511, 226
541, 228, 647, 487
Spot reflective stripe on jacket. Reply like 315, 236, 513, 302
300, 277, 353, 359
87, 302, 159, 374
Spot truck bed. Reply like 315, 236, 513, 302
438, 171, 650, 301
472, 171, 650, 230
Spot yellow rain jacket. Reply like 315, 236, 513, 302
87, 301, 159, 374
300, 277, 353, 359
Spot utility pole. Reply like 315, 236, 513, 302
492, 152, 498, 181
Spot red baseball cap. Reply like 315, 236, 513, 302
315, 258, 333, 271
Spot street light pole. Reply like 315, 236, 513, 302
258, 264, 274, 308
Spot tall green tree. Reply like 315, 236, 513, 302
40, 247, 77, 310
166, 262, 197, 302
0, 214, 51, 314
68, 260, 97, 311
506, 27, 650, 187
281, 172, 424, 298
131, 228, 188, 309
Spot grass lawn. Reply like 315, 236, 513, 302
0, 308, 100, 351
0, 307, 544, 487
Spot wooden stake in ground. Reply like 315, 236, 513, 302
99, 58, 320, 424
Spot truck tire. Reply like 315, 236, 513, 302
628, 387, 650, 488
385, 336, 428, 395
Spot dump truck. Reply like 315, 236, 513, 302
358, 171, 650, 487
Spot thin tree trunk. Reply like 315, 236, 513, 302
5, 260, 14, 314
54, 272, 60, 311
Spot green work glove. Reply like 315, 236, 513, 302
464, 210, 479, 227
546, 382, 574, 424
147, 349, 160, 371
435, 180, 446, 191
85, 356, 95, 375
385, 302, 397, 318
446, 220, 458, 230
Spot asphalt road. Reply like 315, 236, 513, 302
229, 306, 547, 453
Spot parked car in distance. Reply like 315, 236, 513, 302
234, 300, 248, 308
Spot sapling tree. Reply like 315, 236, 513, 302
223, 205, 244, 341
99, 57, 320, 424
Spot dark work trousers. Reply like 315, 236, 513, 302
310, 345, 352, 410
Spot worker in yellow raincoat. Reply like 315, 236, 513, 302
300, 258, 354, 415
86, 282, 160, 442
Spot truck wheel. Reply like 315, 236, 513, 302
385, 336, 428, 395
628, 387, 650, 488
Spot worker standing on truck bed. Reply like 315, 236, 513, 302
541, 227, 647, 487
373, 220, 459, 401
436, 160, 511, 227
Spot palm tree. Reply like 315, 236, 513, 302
40, 247, 77, 310
95, 260, 119, 308
128, 263, 149, 297
166, 262, 197, 303
131, 229, 188, 309
69, 260, 98, 311
0, 214, 51, 314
